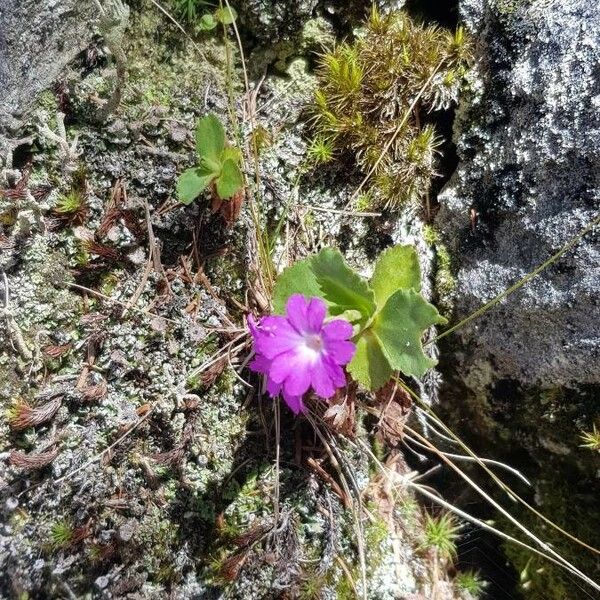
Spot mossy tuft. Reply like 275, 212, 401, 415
423, 512, 460, 561
310, 8, 472, 209
455, 570, 486, 597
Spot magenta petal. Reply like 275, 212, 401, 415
282, 392, 306, 414
324, 357, 347, 387
285, 294, 309, 333
266, 377, 282, 398
268, 350, 297, 384
310, 360, 336, 398
322, 319, 353, 340
281, 359, 313, 396
306, 297, 326, 332
324, 339, 356, 365
257, 318, 304, 359
249, 354, 271, 374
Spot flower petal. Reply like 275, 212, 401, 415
256, 316, 304, 359
323, 356, 347, 388
322, 319, 353, 341
266, 377, 282, 398
310, 359, 337, 398
324, 339, 356, 365
273, 353, 313, 396
249, 353, 271, 374
282, 391, 306, 414
285, 294, 310, 333
268, 350, 296, 384
306, 297, 327, 332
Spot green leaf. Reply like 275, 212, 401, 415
199, 155, 222, 175
177, 167, 214, 204
273, 259, 323, 314
347, 329, 392, 391
371, 288, 447, 378
196, 114, 225, 161
370, 245, 421, 308
310, 248, 376, 320
214, 6, 237, 25
220, 146, 242, 164
215, 159, 244, 199
198, 13, 218, 30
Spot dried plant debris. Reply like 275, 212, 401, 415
9, 448, 60, 470
7, 397, 62, 431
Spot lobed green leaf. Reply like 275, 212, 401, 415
309, 248, 376, 320
272, 260, 323, 314
347, 329, 392, 391
370, 245, 421, 307
371, 288, 447, 378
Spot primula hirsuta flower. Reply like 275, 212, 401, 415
248, 294, 356, 414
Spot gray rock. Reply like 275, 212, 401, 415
0, 0, 96, 139
438, 0, 600, 388
235, 0, 318, 44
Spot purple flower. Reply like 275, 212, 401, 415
248, 294, 356, 414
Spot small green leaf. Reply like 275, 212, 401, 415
199, 155, 222, 175
177, 167, 214, 204
347, 329, 392, 391
215, 6, 237, 25
273, 259, 323, 314
215, 159, 244, 199
310, 248, 376, 320
372, 289, 447, 378
196, 114, 225, 161
198, 13, 218, 30
370, 245, 421, 308
221, 146, 242, 164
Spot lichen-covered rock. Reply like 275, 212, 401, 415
435, 2, 600, 597
235, 0, 318, 44
0, 2, 464, 598
0, 0, 96, 143
437, 0, 600, 388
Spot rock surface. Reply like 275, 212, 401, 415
438, 0, 600, 388
0, 0, 96, 142
0, 2, 460, 598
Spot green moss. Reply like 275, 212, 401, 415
455, 570, 486, 597
37, 90, 59, 113
298, 572, 328, 600
310, 8, 473, 209
122, 1, 231, 119
55, 189, 86, 216
494, 0, 532, 17
423, 512, 459, 561
99, 272, 121, 296
48, 520, 74, 549
422, 224, 457, 316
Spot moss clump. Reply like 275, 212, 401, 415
311, 8, 472, 209
422, 512, 460, 561
455, 570, 486, 598
423, 224, 457, 316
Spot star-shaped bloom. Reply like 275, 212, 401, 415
248, 294, 356, 414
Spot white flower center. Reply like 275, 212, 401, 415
304, 334, 324, 355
